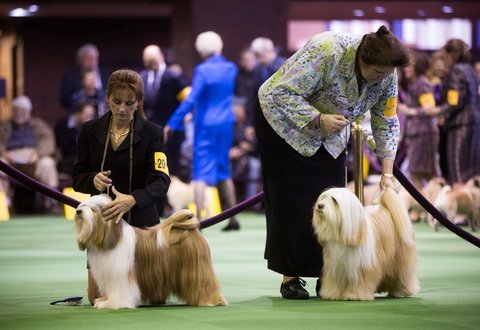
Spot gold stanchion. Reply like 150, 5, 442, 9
352, 121, 364, 205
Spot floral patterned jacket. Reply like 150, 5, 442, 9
258, 31, 400, 159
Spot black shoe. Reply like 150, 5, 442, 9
280, 277, 309, 299
316, 278, 321, 297
222, 219, 240, 231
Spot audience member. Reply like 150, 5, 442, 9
139, 44, 188, 178
426, 50, 448, 178
231, 48, 261, 202
0, 96, 59, 212
59, 43, 109, 110
234, 49, 257, 108
397, 50, 439, 190
54, 101, 95, 177
165, 31, 240, 231
475, 60, 480, 96
425, 39, 480, 184
70, 68, 106, 117
247, 37, 286, 128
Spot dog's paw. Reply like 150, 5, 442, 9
94, 299, 135, 309
191, 294, 228, 306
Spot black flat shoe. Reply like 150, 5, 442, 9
316, 278, 321, 297
280, 277, 309, 299
222, 219, 240, 231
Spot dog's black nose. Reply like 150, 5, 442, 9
76, 209, 82, 216
317, 203, 324, 210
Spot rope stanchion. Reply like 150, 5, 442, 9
200, 192, 264, 229
0, 160, 80, 208
352, 124, 480, 249
393, 165, 480, 248
0, 159, 264, 226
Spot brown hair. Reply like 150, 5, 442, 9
411, 50, 431, 76
443, 39, 471, 64
106, 69, 145, 118
358, 25, 410, 67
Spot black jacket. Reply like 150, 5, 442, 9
139, 68, 187, 126
72, 111, 171, 227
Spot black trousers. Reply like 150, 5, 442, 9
255, 108, 345, 277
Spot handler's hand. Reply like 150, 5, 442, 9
102, 186, 137, 223
379, 175, 395, 191
93, 170, 112, 192
322, 114, 349, 136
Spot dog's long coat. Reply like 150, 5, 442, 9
74, 194, 227, 309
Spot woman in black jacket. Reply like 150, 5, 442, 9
72, 69, 171, 304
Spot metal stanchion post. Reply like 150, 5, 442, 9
352, 121, 364, 205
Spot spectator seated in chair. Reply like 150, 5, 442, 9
0, 96, 59, 213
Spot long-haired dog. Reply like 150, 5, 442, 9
433, 175, 480, 232
312, 187, 420, 301
74, 194, 227, 309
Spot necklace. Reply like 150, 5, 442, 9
110, 128, 130, 143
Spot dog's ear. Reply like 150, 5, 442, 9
335, 192, 366, 246
474, 176, 480, 188
102, 217, 122, 249
77, 241, 87, 251
74, 212, 93, 250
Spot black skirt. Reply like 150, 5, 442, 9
255, 108, 345, 277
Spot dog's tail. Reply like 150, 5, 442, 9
162, 209, 200, 231
379, 187, 415, 246
156, 209, 200, 247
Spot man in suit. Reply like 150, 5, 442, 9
247, 37, 286, 128
139, 45, 188, 179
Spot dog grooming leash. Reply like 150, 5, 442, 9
101, 118, 112, 196
127, 119, 134, 224
100, 117, 133, 223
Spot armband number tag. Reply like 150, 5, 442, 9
154, 152, 169, 176
447, 90, 459, 106
383, 97, 397, 117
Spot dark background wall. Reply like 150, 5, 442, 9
0, 0, 479, 126
20, 17, 171, 122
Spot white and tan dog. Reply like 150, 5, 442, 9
312, 187, 420, 301
167, 176, 215, 215
433, 176, 480, 232
74, 194, 227, 309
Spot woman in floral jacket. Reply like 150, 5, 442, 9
256, 26, 409, 299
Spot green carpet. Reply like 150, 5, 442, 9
1, 212, 479, 330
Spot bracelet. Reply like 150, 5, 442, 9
319, 113, 324, 130
381, 173, 394, 179
312, 113, 323, 130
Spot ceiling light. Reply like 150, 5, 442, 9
28, 5, 39, 13
8, 8, 30, 17
417, 9, 426, 17
353, 9, 365, 17
442, 6, 453, 14
374, 6, 386, 14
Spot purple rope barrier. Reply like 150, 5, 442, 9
0, 160, 80, 208
2, 158, 479, 248
393, 164, 480, 248
0, 159, 264, 226
199, 191, 264, 229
